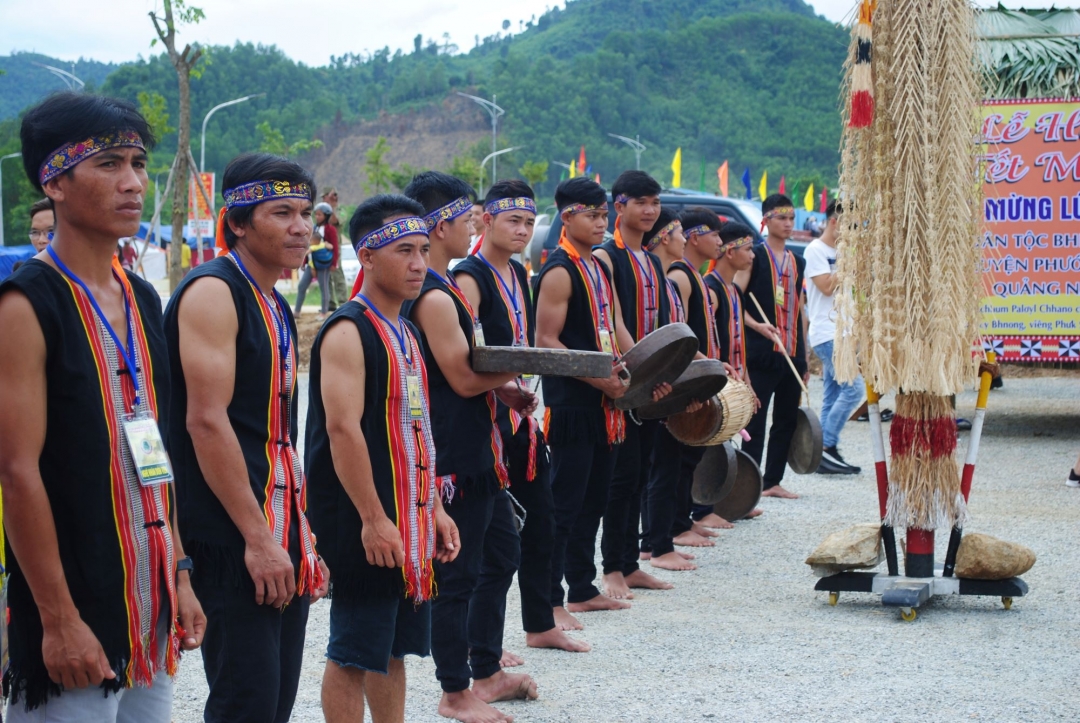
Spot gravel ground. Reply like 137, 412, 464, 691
172, 374, 1080, 722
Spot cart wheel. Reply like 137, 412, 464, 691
1002, 597, 1013, 610
828, 592, 839, 607
900, 607, 917, 622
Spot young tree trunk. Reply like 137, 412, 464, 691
170, 72, 191, 291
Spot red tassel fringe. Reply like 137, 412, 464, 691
849, 91, 874, 128
889, 414, 957, 459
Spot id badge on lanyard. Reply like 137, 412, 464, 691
600, 328, 614, 355
406, 373, 424, 419
122, 411, 174, 487
473, 320, 486, 348
774, 284, 785, 307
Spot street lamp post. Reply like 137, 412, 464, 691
32, 62, 84, 90
458, 92, 505, 186
0, 152, 23, 247
200, 93, 266, 173
478, 146, 522, 196
608, 133, 646, 170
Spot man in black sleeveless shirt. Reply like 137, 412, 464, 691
592, 170, 679, 598
403, 174, 539, 721
735, 194, 809, 499
458, 180, 593, 656
308, 194, 460, 723
166, 153, 329, 723
536, 177, 642, 629
0, 92, 204, 721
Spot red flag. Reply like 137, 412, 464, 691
820, 187, 828, 213
779, 176, 786, 194
594, 173, 601, 183
717, 161, 729, 197
579, 146, 587, 176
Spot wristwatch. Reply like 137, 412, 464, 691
176, 557, 194, 576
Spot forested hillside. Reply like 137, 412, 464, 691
1, 0, 848, 242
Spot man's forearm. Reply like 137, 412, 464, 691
1, 472, 78, 625
327, 424, 387, 526
188, 412, 273, 545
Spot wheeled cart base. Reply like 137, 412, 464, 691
815, 566, 1029, 621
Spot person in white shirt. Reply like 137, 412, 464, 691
803, 201, 861, 475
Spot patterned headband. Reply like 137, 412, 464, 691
224, 180, 313, 210
562, 203, 605, 215
721, 235, 754, 250
763, 206, 796, 220
39, 130, 146, 185
485, 197, 537, 216
682, 224, 714, 239
614, 194, 629, 204
646, 220, 681, 252
423, 196, 472, 231
358, 216, 428, 249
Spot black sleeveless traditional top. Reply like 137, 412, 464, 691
669, 259, 720, 358
705, 271, 747, 377
598, 239, 669, 343
745, 244, 807, 374
1, 260, 176, 709
536, 245, 624, 446
455, 255, 546, 480
403, 270, 506, 497
306, 301, 440, 602
164, 256, 320, 593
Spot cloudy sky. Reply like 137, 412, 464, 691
2, 0, 1078, 67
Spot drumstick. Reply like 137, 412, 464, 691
746, 292, 809, 397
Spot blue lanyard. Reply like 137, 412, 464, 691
229, 251, 291, 365
477, 252, 525, 344
356, 293, 413, 368
626, 247, 658, 328
47, 246, 141, 410
580, 256, 611, 330
764, 243, 789, 283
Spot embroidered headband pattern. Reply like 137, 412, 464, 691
423, 196, 472, 231
682, 224, 713, 238
646, 220, 681, 251
223, 180, 313, 209
484, 197, 537, 216
358, 216, 429, 249
562, 203, 604, 215
39, 130, 145, 185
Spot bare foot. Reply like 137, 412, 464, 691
677, 550, 696, 560
673, 530, 716, 548
762, 485, 799, 499
697, 513, 734, 529
692, 522, 720, 538
743, 507, 763, 519
649, 551, 697, 571
552, 606, 584, 631
567, 594, 631, 613
438, 689, 515, 722
625, 569, 676, 588
473, 670, 539, 704
499, 649, 524, 668
602, 571, 634, 600
639, 551, 652, 561
526, 627, 591, 653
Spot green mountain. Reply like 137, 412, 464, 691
1, 0, 847, 244
0, 52, 118, 120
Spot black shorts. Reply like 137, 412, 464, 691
326, 594, 431, 674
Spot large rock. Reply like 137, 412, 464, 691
805, 523, 884, 577
954, 533, 1036, 580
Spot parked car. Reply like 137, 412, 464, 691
530, 191, 807, 275
340, 240, 360, 284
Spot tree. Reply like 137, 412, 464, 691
388, 163, 420, 192
446, 154, 483, 190
256, 121, 323, 158
364, 137, 393, 195
149, 0, 205, 291
519, 160, 549, 187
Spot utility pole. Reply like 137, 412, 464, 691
458, 92, 505, 185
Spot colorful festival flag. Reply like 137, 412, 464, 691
758, 170, 768, 200
718, 161, 729, 197
804, 183, 815, 212
569, 159, 577, 178
671, 147, 682, 188
779, 175, 786, 194
820, 187, 828, 213
742, 168, 752, 199
579, 146, 587, 176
